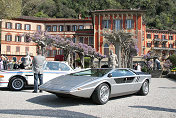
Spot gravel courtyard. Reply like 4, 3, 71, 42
0, 77, 175, 118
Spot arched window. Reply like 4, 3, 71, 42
104, 43, 109, 56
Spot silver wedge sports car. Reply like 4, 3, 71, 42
39, 68, 151, 105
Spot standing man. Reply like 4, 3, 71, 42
32, 50, 46, 93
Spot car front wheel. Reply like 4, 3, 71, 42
9, 77, 25, 91
138, 80, 149, 96
91, 83, 110, 105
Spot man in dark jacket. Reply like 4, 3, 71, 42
32, 50, 46, 93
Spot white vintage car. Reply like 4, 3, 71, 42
0, 61, 74, 91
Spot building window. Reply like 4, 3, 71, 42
24, 24, 31, 30
104, 43, 109, 56
79, 37, 84, 43
90, 25, 93, 29
102, 20, 111, 29
6, 22, 12, 29
25, 47, 29, 53
16, 47, 20, 52
6, 46, 10, 52
79, 25, 84, 29
169, 44, 173, 48
46, 25, 51, 32
5, 35, 12, 41
147, 42, 151, 47
15, 36, 21, 42
113, 20, 122, 31
89, 37, 94, 47
53, 50, 57, 57
162, 42, 166, 48
154, 42, 159, 47
15, 23, 22, 30
66, 25, 71, 31
59, 25, 64, 31
154, 35, 158, 39
72, 25, 77, 31
147, 34, 151, 39
52, 25, 57, 32
169, 36, 173, 40
126, 19, 134, 29
37, 25, 41, 31
162, 35, 166, 39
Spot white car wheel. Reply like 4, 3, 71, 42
9, 77, 25, 91
138, 80, 149, 96
92, 83, 110, 105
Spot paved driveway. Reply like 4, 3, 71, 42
0, 78, 176, 118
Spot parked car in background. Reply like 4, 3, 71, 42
39, 68, 151, 105
0, 61, 74, 91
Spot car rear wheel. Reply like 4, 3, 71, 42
91, 83, 110, 105
138, 80, 149, 96
9, 77, 25, 91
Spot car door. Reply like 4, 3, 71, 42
43, 61, 73, 83
110, 69, 137, 95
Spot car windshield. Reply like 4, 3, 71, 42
70, 69, 111, 77
44, 62, 71, 71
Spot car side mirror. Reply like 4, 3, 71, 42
108, 73, 112, 77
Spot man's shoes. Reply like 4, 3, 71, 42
32, 91, 37, 93
39, 90, 43, 93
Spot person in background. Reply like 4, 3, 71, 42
32, 50, 46, 93
0, 58, 3, 70
137, 63, 141, 71
155, 58, 161, 70
13, 61, 20, 69
8, 60, 14, 70
19, 60, 25, 69
2, 56, 7, 70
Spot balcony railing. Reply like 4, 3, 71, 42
153, 38, 161, 42
1, 51, 33, 56
161, 39, 168, 42
152, 47, 176, 51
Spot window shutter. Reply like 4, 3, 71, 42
5, 35, 7, 41
102, 20, 104, 29
132, 20, 134, 28
113, 20, 115, 30
125, 20, 127, 29
120, 20, 122, 30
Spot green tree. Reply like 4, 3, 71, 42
168, 54, 176, 68
0, 0, 22, 19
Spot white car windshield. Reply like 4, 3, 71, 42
44, 62, 71, 71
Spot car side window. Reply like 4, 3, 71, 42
111, 69, 135, 77
59, 63, 70, 71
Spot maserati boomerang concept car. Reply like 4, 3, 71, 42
39, 68, 151, 105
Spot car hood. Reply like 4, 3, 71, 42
39, 75, 99, 92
